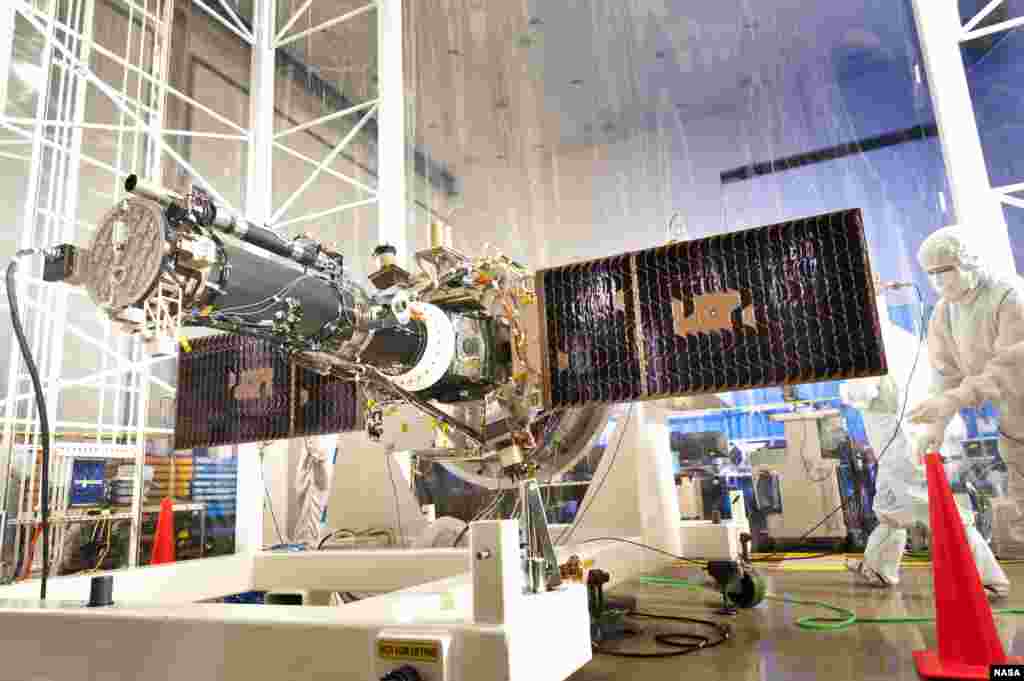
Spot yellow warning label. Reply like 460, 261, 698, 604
377, 640, 441, 664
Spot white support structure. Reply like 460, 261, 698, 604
0, 520, 601, 681
377, 0, 407, 261
232, 0, 278, 556
910, 0, 1017, 277
276, 2, 377, 49
244, 0, 275, 227
0, 3, 13, 114
1, 0, 184, 574
557, 404, 684, 558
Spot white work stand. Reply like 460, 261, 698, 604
757, 409, 847, 544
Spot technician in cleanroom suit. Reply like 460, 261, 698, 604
909, 225, 1024, 570
842, 287, 1009, 595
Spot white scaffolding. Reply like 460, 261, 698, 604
910, 0, 1021, 277
0, 0, 406, 571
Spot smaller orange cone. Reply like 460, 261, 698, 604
150, 497, 176, 565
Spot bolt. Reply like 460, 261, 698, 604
476, 550, 492, 560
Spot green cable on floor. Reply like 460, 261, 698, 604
638, 575, 1024, 631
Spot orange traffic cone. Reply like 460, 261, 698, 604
150, 497, 176, 565
913, 452, 1022, 679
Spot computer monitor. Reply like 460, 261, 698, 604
671, 431, 729, 464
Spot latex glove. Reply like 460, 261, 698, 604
907, 393, 961, 425
911, 423, 948, 467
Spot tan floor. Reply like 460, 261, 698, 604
568, 561, 1024, 681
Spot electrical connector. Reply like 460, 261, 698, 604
42, 244, 85, 284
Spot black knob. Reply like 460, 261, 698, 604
87, 575, 113, 607
381, 666, 421, 681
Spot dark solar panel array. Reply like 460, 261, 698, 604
536, 208, 886, 409
175, 335, 361, 449
292, 368, 362, 438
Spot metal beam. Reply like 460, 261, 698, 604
14, 1, 243, 214
274, 98, 379, 140
963, 0, 1005, 33
270, 104, 377, 225
244, 0, 275, 225
273, 140, 379, 194
16, 2, 246, 134
236, 0, 277, 556
276, 2, 377, 48
193, 0, 253, 45
961, 14, 1024, 42
1000, 193, 1024, 210
377, 0, 407, 261
273, 197, 378, 229
0, 3, 13, 113
197, 0, 457, 196
995, 181, 1024, 195
909, 0, 1015, 276
273, 0, 313, 44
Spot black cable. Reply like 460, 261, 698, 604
557, 404, 634, 547
576, 533, 835, 565
7, 252, 50, 600
592, 612, 730, 658
751, 552, 833, 563
872, 283, 928, 470
317, 528, 356, 551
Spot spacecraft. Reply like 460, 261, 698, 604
40, 175, 887, 591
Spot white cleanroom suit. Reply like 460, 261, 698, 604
908, 227, 1024, 568
843, 292, 1009, 594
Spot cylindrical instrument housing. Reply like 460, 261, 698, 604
124, 175, 324, 271
202, 239, 348, 338
91, 188, 471, 399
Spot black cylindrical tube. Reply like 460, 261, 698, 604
236, 224, 301, 262
87, 575, 114, 607
200, 238, 345, 338
124, 175, 318, 269
123, 174, 183, 206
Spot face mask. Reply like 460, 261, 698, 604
928, 266, 976, 302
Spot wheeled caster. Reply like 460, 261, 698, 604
706, 560, 766, 614
725, 572, 766, 609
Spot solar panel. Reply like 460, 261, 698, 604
175, 335, 362, 450
535, 208, 886, 409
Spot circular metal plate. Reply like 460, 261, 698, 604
390, 302, 456, 392
85, 197, 167, 309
